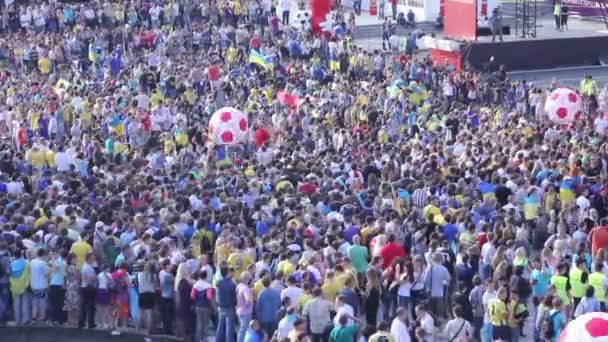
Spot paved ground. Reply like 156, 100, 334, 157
508, 65, 608, 87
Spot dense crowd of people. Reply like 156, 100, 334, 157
2, 1, 608, 342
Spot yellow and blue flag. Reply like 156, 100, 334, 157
248, 49, 273, 69
523, 193, 540, 220
477, 181, 496, 201
559, 179, 576, 205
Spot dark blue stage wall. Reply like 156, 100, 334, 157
463, 35, 608, 71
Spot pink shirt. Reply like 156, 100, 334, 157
236, 283, 254, 316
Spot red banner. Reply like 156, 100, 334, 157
311, 0, 331, 33
444, 0, 477, 41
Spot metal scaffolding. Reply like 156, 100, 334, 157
514, 0, 537, 38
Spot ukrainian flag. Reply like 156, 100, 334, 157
559, 179, 576, 205
88, 43, 99, 63
387, 79, 405, 99
109, 115, 125, 136
477, 181, 496, 201
523, 193, 540, 220
249, 49, 271, 69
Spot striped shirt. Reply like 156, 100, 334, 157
412, 187, 430, 208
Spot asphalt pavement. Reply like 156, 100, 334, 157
508, 65, 608, 87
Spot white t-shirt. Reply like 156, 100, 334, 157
482, 290, 497, 323
281, 286, 304, 307
334, 304, 354, 326
149, 6, 161, 20
420, 313, 435, 341
7, 181, 24, 195
55, 151, 71, 171
398, 279, 412, 297
481, 242, 496, 265
98, 271, 113, 290
444, 318, 473, 342
390, 317, 411, 342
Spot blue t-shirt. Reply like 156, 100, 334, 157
551, 310, 564, 340
531, 268, 552, 297
50, 257, 67, 286
443, 223, 459, 242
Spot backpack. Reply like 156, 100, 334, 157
542, 310, 559, 339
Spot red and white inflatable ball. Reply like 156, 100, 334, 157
209, 107, 249, 145
559, 312, 608, 342
545, 87, 583, 124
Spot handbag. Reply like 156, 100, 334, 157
411, 266, 431, 300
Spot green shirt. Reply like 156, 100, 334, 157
330, 324, 359, 342
348, 245, 369, 274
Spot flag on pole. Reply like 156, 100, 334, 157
248, 49, 273, 69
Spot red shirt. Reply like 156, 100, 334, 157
590, 226, 608, 255
16, 128, 27, 146
476, 232, 488, 247
379, 242, 407, 269
207, 65, 221, 81
298, 182, 317, 194
254, 128, 270, 149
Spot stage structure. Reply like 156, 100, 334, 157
514, 0, 537, 38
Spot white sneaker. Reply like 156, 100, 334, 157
111, 330, 121, 336
144, 337, 152, 342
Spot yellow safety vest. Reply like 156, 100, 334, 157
589, 272, 606, 303
551, 275, 570, 305
569, 267, 587, 299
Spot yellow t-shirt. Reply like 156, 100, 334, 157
70, 241, 92, 268
322, 279, 341, 302
227, 251, 254, 277
360, 226, 374, 245
253, 280, 264, 299
488, 298, 507, 326
45, 150, 56, 168
277, 260, 295, 277
26, 150, 46, 168
298, 293, 313, 312
214, 245, 231, 265
150, 92, 164, 108
38, 58, 51, 74
34, 216, 49, 230
29, 112, 40, 130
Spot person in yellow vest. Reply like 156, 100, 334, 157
569, 258, 589, 310
508, 291, 529, 339
589, 263, 608, 311
488, 287, 510, 341
551, 263, 572, 316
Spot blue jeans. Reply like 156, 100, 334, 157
481, 322, 493, 342
195, 307, 211, 342
216, 307, 236, 342
13, 292, 32, 325
237, 313, 252, 342
32, 288, 48, 321
0, 283, 9, 322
